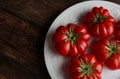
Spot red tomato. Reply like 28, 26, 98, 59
84, 6, 115, 38
52, 23, 91, 57
114, 21, 120, 41
93, 39, 120, 70
93, 39, 109, 63
69, 54, 102, 79
105, 54, 120, 70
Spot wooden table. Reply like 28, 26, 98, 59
0, 0, 119, 79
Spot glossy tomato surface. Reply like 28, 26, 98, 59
93, 39, 120, 70
69, 54, 102, 79
52, 23, 91, 57
84, 6, 115, 38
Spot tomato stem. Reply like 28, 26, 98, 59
79, 59, 94, 77
93, 13, 108, 23
106, 41, 119, 57
65, 27, 82, 46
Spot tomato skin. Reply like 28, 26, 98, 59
55, 40, 70, 56
114, 21, 120, 41
76, 25, 91, 42
105, 54, 120, 70
84, 6, 115, 38
71, 72, 84, 79
92, 72, 101, 79
52, 31, 68, 44
67, 23, 77, 31
56, 25, 69, 33
71, 58, 81, 66
52, 23, 90, 57
92, 63, 102, 73
80, 54, 96, 64
69, 43, 79, 57
77, 40, 88, 54
70, 54, 102, 79
93, 39, 120, 70
93, 39, 109, 63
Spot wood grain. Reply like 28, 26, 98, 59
0, 8, 49, 79
0, 0, 119, 79
0, 0, 82, 29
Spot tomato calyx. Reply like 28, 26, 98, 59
93, 13, 108, 23
106, 41, 119, 57
78, 59, 94, 77
65, 27, 82, 46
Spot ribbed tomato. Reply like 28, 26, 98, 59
84, 6, 115, 38
93, 39, 120, 70
52, 23, 91, 57
69, 54, 102, 79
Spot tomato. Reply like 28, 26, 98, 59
105, 54, 120, 70
93, 39, 109, 63
52, 23, 91, 57
114, 21, 120, 41
69, 54, 102, 79
84, 6, 115, 38
93, 39, 120, 70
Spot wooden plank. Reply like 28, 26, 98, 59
0, 8, 49, 79
0, 0, 81, 29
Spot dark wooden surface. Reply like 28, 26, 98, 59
0, 0, 119, 79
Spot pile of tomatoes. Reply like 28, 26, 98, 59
52, 6, 120, 79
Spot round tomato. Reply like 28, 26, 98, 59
114, 21, 120, 41
52, 23, 91, 57
93, 39, 120, 70
69, 54, 102, 79
84, 6, 115, 38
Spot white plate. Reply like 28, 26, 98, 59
44, 1, 120, 79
